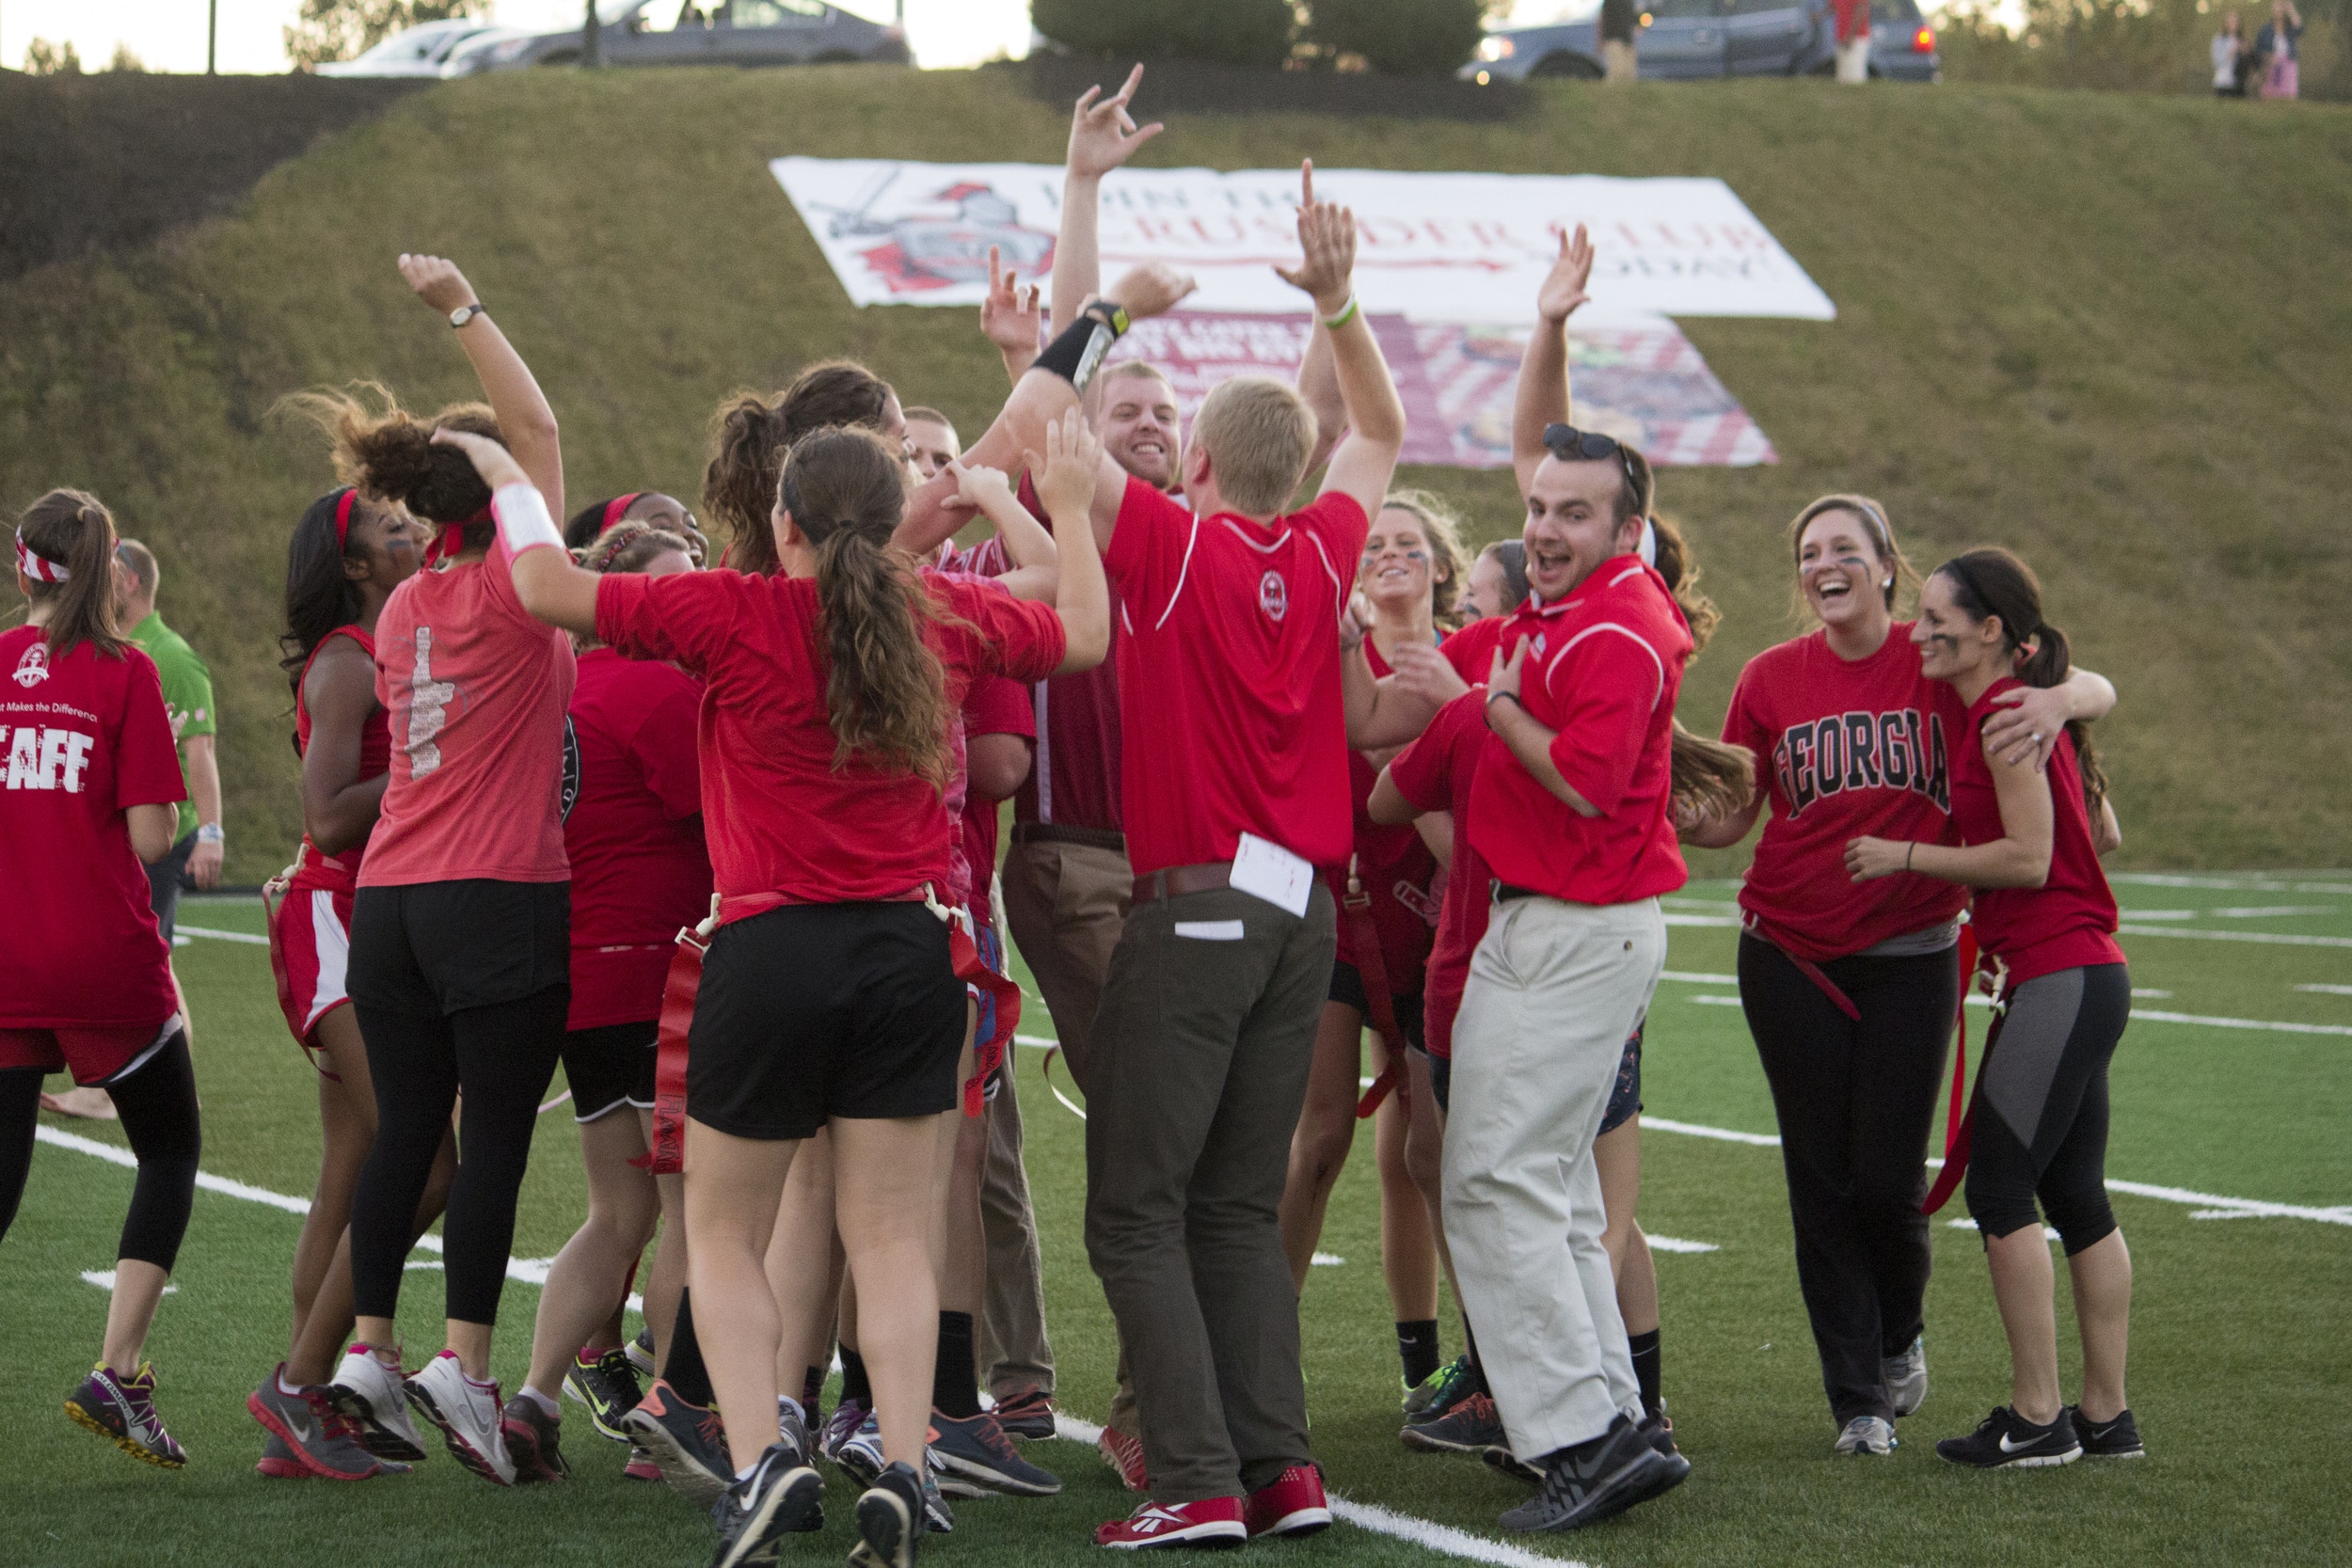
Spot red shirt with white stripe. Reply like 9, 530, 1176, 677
1466, 557, 1692, 907
1385, 687, 1491, 1059
1104, 477, 1370, 877
594, 567, 1065, 916
0, 626, 183, 1029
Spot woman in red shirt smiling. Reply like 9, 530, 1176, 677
444, 408, 1106, 1568
1846, 547, 2137, 1469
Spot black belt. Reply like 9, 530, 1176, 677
1491, 880, 1548, 905
1010, 822, 1127, 854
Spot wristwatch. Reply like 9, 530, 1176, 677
449, 303, 488, 330
196, 823, 225, 846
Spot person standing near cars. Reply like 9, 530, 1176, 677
1601, 0, 1639, 82
2255, 0, 2303, 97
1832, 0, 1873, 82
2212, 11, 2249, 95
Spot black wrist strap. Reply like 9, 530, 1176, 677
1033, 301, 1128, 392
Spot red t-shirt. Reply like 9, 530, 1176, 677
595, 567, 1065, 916
364, 534, 577, 887
562, 649, 714, 1029
1467, 559, 1692, 906
1720, 625, 1971, 961
1439, 615, 1505, 687
1386, 688, 1491, 1060
291, 625, 389, 896
959, 673, 1036, 929
1948, 677, 2123, 986
1105, 477, 1369, 877
1334, 638, 1438, 993
0, 628, 184, 1029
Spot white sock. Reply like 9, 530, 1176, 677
520, 1386, 560, 1417
736, 1462, 759, 1482
278, 1370, 306, 1399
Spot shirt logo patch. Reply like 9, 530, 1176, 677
1532, 633, 1546, 657
11, 643, 48, 688
1258, 570, 1288, 623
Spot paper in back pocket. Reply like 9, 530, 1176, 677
1172, 920, 1246, 942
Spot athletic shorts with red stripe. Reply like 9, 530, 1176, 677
270, 881, 355, 1066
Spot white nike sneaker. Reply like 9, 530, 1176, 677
405, 1350, 517, 1485
1835, 1415, 1898, 1456
1883, 1337, 1929, 1418
326, 1343, 428, 1463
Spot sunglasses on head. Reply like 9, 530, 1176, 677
1542, 423, 1641, 499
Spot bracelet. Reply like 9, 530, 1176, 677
1485, 689, 1522, 713
1905, 843, 1915, 872
196, 823, 225, 846
492, 482, 564, 558
1082, 300, 1131, 339
1321, 293, 1360, 331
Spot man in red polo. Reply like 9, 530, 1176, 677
1445, 424, 1694, 1533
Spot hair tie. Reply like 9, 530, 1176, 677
14, 528, 70, 583
600, 493, 642, 536
333, 488, 359, 552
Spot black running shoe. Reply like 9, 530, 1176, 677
990, 1386, 1057, 1441
563, 1347, 643, 1442
1620, 1414, 1692, 1509
1482, 1444, 1543, 1486
708, 1441, 823, 1568
1498, 1415, 1675, 1533
1402, 1391, 1506, 1455
624, 1378, 734, 1505
849, 1459, 925, 1568
1935, 1406, 2082, 1468
2068, 1406, 2144, 1459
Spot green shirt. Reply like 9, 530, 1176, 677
128, 610, 215, 842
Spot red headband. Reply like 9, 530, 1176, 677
333, 488, 359, 552
599, 494, 643, 536
422, 504, 495, 567
15, 528, 70, 583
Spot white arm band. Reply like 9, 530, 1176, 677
492, 482, 564, 557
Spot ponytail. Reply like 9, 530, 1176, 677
706, 361, 897, 578
782, 426, 953, 789
14, 489, 126, 659
1646, 515, 1721, 656
281, 381, 503, 556
1934, 547, 2108, 816
1643, 512, 1753, 817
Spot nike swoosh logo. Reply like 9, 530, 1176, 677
1998, 1432, 2040, 1453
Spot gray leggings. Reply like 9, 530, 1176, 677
1964, 964, 2131, 1254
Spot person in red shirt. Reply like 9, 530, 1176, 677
504, 522, 710, 1481
301, 256, 580, 1487
1845, 548, 2139, 1468
1685, 495, 2114, 1457
246, 481, 449, 1483
471, 405, 1106, 1565
2, 488, 201, 1472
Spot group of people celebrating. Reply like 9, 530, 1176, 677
4, 65, 2143, 1568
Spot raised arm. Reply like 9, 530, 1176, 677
1051, 65, 1163, 339
950, 458, 1058, 602
1294, 319, 1347, 475
981, 246, 1044, 386
1029, 409, 1110, 675
400, 254, 563, 520
1277, 166, 1405, 520
1510, 224, 1593, 499
432, 429, 600, 635
1980, 664, 2117, 768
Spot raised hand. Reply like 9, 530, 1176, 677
1273, 161, 1358, 319
1068, 64, 1164, 182
430, 426, 529, 490
399, 253, 479, 314
1027, 408, 1105, 525
1390, 639, 1471, 707
947, 456, 1016, 512
981, 245, 1043, 357
1103, 261, 1198, 322
1537, 223, 1595, 325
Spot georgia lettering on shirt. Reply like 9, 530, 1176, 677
1772, 704, 1950, 819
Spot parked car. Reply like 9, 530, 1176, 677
316, 19, 501, 77
441, 0, 908, 76
1462, 0, 1938, 82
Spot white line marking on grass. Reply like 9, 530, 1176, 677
2296, 984, 2352, 996
2119, 924, 2352, 948
2131, 989, 2172, 999
1050, 1413, 1590, 1568
176, 925, 269, 946
2130, 1008, 2352, 1037
1645, 1235, 1721, 1254
1662, 913, 1740, 928
2214, 906, 2338, 919
1661, 970, 1738, 985
2108, 873, 2352, 895
1312, 1252, 1346, 1266
82, 1271, 176, 1293
1642, 1117, 1783, 1148
2118, 910, 2195, 920
1691, 995, 1742, 1006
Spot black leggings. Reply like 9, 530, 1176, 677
1965, 963, 2130, 1255
1740, 935, 1957, 1425
348, 990, 566, 1325
0, 1032, 201, 1269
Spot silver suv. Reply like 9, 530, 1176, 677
1464, 0, 1938, 83
443, 0, 908, 76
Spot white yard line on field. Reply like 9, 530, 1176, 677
176, 924, 269, 945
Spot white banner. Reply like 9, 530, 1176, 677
770, 158, 1835, 324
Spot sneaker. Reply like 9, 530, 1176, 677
626, 1325, 658, 1379
991, 1385, 1057, 1441
622, 1378, 734, 1505
1645, 1411, 1680, 1458
921, 1467, 955, 1534
928, 1409, 1062, 1497
777, 1396, 813, 1468
1404, 1353, 1475, 1421
849, 1460, 926, 1568
64, 1363, 186, 1469
1835, 1415, 1899, 1456
1401, 1390, 1506, 1455
404, 1350, 516, 1485
564, 1347, 643, 1441
1096, 1496, 1248, 1549
327, 1343, 428, 1463
1883, 1337, 1929, 1418
2068, 1406, 2145, 1459
248, 1367, 406, 1481
821, 1397, 869, 1465
1622, 1413, 1692, 1509
1244, 1463, 1332, 1539
1934, 1405, 2082, 1468
257, 1430, 310, 1480
1098, 1424, 1150, 1493
1498, 1415, 1676, 1533
624, 1445, 663, 1481
835, 1410, 886, 1488
1482, 1444, 1543, 1486
501, 1394, 570, 1482
708, 1440, 824, 1568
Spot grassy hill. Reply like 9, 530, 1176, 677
2, 68, 2345, 879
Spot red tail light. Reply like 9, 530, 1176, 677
1912, 25, 1935, 51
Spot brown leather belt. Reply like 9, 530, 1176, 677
1132, 863, 1232, 904
1010, 822, 1127, 854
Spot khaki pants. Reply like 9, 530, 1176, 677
977, 1059, 1054, 1399
1444, 894, 1665, 1459
1603, 39, 1637, 83
1836, 32, 1871, 82
999, 834, 1137, 1426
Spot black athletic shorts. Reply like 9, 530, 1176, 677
564, 1020, 657, 1123
687, 902, 966, 1142
1598, 1019, 1645, 1137
1328, 958, 1426, 1053
349, 879, 571, 1020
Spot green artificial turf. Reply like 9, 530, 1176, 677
5, 883, 2346, 1567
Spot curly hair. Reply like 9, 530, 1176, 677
282, 382, 505, 561
705, 361, 897, 577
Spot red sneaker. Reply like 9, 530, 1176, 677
1095, 1496, 1247, 1549
1099, 1424, 1150, 1492
1244, 1463, 1332, 1539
